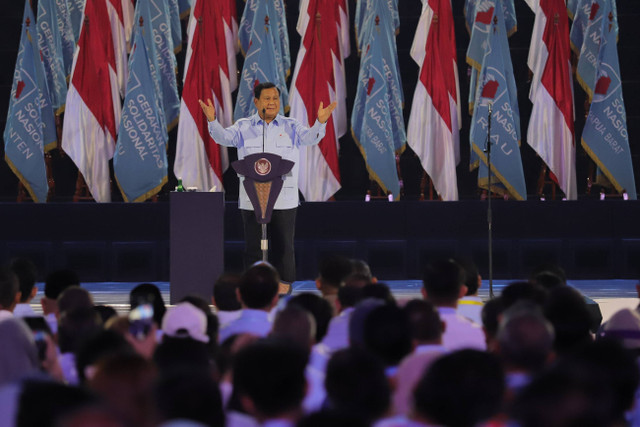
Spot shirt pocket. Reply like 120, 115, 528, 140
275, 132, 293, 149
243, 136, 262, 154
281, 185, 295, 201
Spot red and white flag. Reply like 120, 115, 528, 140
174, 0, 231, 192
526, 0, 577, 199
62, 0, 121, 202
106, 0, 128, 98
121, 0, 135, 51
222, 0, 238, 93
290, 0, 341, 201
407, 0, 460, 201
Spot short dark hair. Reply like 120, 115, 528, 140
212, 273, 242, 311
233, 339, 308, 417
497, 303, 554, 372
422, 258, 464, 303
287, 293, 333, 342
361, 283, 395, 305
403, 299, 443, 342
363, 304, 412, 367
58, 307, 102, 354
0, 266, 19, 309
58, 286, 94, 316
10, 258, 38, 302
154, 368, 224, 426
254, 82, 280, 99
239, 263, 279, 309
318, 255, 354, 289
337, 283, 364, 308
325, 347, 390, 422
130, 283, 166, 327
454, 256, 479, 295
413, 350, 505, 427
44, 269, 80, 299
529, 263, 567, 289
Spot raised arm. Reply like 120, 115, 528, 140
199, 98, 216, 122
202, 98, 241, 147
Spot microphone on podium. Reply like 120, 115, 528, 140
262, 108, 266, 153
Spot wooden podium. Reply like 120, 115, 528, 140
170, 191, 224, 304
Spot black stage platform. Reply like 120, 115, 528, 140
2, 200, 640, 282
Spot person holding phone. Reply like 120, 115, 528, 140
200, 82, 336, 294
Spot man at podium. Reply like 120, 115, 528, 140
199, 82, 336, 293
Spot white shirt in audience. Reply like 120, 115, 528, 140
437, 307, 486, 351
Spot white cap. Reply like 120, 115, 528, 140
162, 302, 209, 343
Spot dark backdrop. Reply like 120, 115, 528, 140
0, 0, 639, 202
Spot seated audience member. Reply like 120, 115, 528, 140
495, 303, 555, 397
155, 368, 225, 427
422, 259, 486, 351
500, 281, 548, 310
233, 339, 309, 426
530, 263, 602, 332
363, 304, 412, 377
393, 300, 447, 415
317, 282, 365, 354
130, 283, 167, 335
94, 305, 118, 325
361, 283, 396, 306
16, 380, 103, 427
155, 302, 213, 374
58, 286, 94, 318
509, 340, 636, 427
9, 258, 38, 317
212, 273, 243, 328
75, 330, 135, 384
40, 269, 80, 333
544, 285, 593, 356
180, 295, 220, 359
315, 255, 354, 315
219, 262, 280, 343
324, 347, 391, 424
57, 307, 102, 385
480, 296, 505, 352
0, 266, 20, 320
287, 293, 333, 344
411, 350, 505, 427
599, 308, 640, 424
454, 257, 483, 325
271, 305, 324, 413
0, 318, 40, 386
349, 298, 386, 350
350, 259, 377, 283
271, 304, 316, 350
88, 353, 156, 427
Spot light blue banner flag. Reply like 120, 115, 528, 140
67, 0, 85, 42
464, 0, 477, 33
356, 0, 404, 111
37, 0, 68, 114
352, 16, 404, 153
3, 3, 50, 202
55, 0, 76, 76
178, 0, 191, 18
25, 1, 57, 151
167, 0, 182, 52
568, 0, 580, 20
356, 0, 399, 56
470, 1, 526, 200
581, 0, 635, 199
234, 13, 287, 122
351, 29, 406, 200
134, 0, 180, 131
239, 0, 290, 77
114, 28, 168, 202
576, 0, 604, 100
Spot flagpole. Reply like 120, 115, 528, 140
486, 102, 494, 299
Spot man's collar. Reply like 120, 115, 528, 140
252, 113, 282, 126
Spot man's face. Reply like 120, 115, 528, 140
254, 87, 280, 122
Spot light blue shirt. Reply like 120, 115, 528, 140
208, 114, 327, 210
218, 308, 272, 343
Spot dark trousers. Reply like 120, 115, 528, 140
241, 208, 297, 283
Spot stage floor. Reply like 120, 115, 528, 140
27, 279, 640, 325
